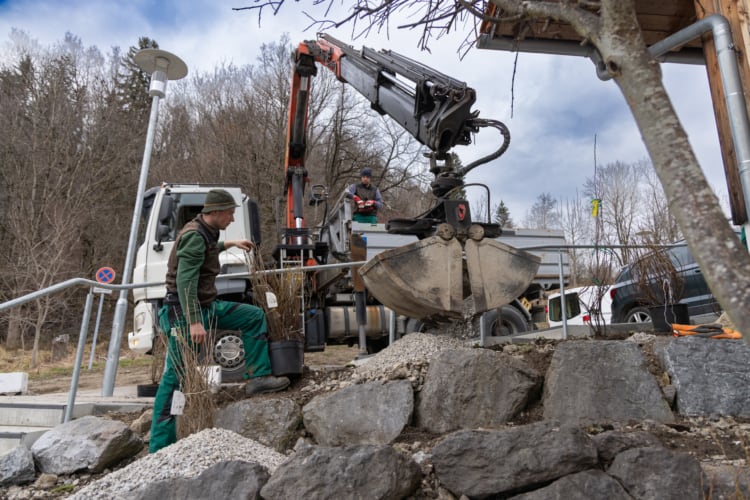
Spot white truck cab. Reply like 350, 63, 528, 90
127, 183, 260, 357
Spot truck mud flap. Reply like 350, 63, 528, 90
359, 236, 464, 321
464, 238, 541, 313
359, 236, 541, 321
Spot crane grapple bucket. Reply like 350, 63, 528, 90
359, 235, 541, 321
464, 238, 541, 313
359, 236, 464, 320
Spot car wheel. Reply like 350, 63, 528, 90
481, 305, 529, 336
625, 306, 652, 323
211, 330, 247, 382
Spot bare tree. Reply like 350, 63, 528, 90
637, 159, 681, 244
524, 192, 561, 229
0, 40, 109, 361
583, 161, 641, 264
559, 191, 591, 287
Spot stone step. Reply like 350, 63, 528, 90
0, 385, 153, 456
0, 402, 68, 427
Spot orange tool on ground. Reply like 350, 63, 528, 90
672, 323, 742, 339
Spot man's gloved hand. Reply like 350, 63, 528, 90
357, 200, 365, 209
364, 200, 374, 208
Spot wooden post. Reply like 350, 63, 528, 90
695, 0, 750, 224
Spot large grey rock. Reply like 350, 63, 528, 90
508, 469, 632, 500
303, 380, 413, 446
130, 460, 269, 500
701, 463, 750, 500
0, 446, 36, 486
260, 444, 421, 500
607, 446, 703, 499
431, 421, 599, 498
31, 415, 143, 474
214, 397, 301, 452
416, 348, 542, 433
590, 430, 663, 464
662, 336, 750, 417
543, 341, 675, 424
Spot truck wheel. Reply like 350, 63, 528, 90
405, 319, 426, 333
482, 305, 529, 336
366, 336, 390, 354
625, 306, 651, 323
212, 330, 246, 382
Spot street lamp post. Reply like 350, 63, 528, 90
102, 49, 187, 396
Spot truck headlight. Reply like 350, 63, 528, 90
134, 311, 147, 331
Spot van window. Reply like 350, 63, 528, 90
548, 292, 582, 322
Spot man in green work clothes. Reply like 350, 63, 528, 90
149, 188, 289, 453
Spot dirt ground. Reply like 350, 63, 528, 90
3, 342, 361, 395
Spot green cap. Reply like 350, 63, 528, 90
201, 189, 239, 213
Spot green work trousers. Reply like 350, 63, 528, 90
353, 212, 377, 224
149, 300, 271, 453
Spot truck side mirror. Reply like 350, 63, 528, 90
247, 198, 262, 246
153, 195, 175, 252
154, 224, 170, 252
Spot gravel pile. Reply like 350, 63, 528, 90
351, 332, 470, 385
71, 428, 286, 499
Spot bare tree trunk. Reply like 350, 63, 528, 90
5, 311, 23, 350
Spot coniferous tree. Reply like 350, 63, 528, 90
493, 200, 514, 228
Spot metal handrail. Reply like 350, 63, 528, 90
0, 279, 162, 422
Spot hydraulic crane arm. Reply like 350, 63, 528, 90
306, 33, 476, 155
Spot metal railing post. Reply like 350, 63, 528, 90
65, 287, 95, 423
88, 290, 107, 370
389, 309, 396, 346
559, 250, 568, 340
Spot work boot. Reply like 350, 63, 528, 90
245, 375, 290, 396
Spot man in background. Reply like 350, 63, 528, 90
346, 167, 383, 223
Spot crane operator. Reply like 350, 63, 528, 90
345, 167, 383, 224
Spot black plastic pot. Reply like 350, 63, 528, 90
269, 340, 304, 376
648, 303, 689, 332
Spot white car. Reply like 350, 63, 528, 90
547, 286, 612, 327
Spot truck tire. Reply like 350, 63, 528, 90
482, 305, 529, 336
211, 330, 247, 382
405, 318, 426, 333
366, 336, 390, 354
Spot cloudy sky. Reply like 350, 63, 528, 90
0, 0, 726, 222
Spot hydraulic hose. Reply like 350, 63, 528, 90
460, 119, 511, 175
